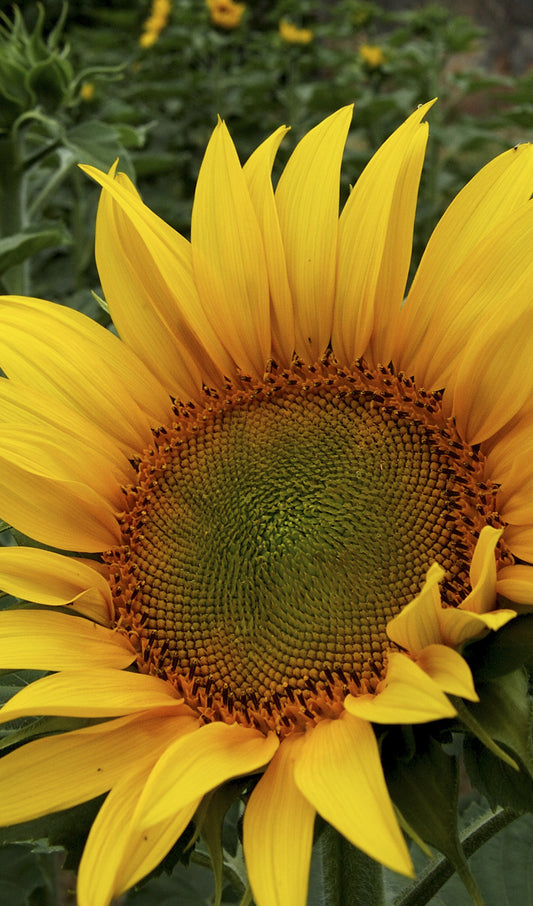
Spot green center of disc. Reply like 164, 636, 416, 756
125, 380, 463, 702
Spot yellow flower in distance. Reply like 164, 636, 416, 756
206, 0, 245, 30
0, 103, 533, 906
139, 0, 172, 48
279, 18, 313, 44
359, 43, 386, 68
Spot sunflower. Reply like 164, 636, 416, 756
0, 103, 533, 906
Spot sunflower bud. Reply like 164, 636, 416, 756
0, 5, 74, 130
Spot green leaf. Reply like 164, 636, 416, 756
462, 670, 533, 775
63, 120, 134, 174
385, 734, 483, 905
465, 615, 533, 681
0, 225, 71, 275
0, 796, 105, 872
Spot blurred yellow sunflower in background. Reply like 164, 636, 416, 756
0, 102, 533, 906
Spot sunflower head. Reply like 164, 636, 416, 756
0, 102, 533, 906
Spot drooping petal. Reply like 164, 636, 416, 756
294, 711, 412, 876
275, 107, 353, 361
244, 735, 314, 906
333, 101, 433, 368
78, 765, 199, 906
415, 644, 478, 701
0, 296, 169, 454
0, 711, 197, 825
0, 611, 135, 671
243, 125, 294, 365
397, 141, 533, 384
0, 547, 112, 622
137, 722, 279, 828
344, 653, 457, 722
191, 119, 271, 377
84, 165, 230, 399
0, 669, 181, 722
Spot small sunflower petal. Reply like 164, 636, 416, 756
294, 711, 412, 875
462, 525, 501, 614
386, 563, 445, 654
415, 644, 478, 701
344, 653, 457, 722
138, 722, 279, 827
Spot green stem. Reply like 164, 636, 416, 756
394, 807, 519, 906
318, 824, 385, 906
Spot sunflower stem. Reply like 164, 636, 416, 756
393, 807, 519, 906
317, 824, 385, 906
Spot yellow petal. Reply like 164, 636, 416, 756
0, 669, 181, 722
333, 101, 432, 368
0, 425, 125, 509
0, 547, 112, 622
345, 652, 457, 722
451, 297, 533, 444
0, 452, 120, 552
0, 611, 135, 671
504, 524, 533, 561
275, 107, 353, 361
415, 644, 478, 701
85, 165, 230, 399
78, 764, 199, 906
462, 525, 501, 614
294, 711, 412, 875
398, 142, 533, 383
386, 562, 445, 654
0, 379, 134, 486
244, 735, 314, 906
138, 722, 279, 827
496, 564, 533, 604
0, 296, 169, 455
243, 125, 295, 366
191, 119, 271, 377
438, 606, 516, 648
0, 711, 196, 825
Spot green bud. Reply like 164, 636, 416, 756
0, 4, 74, 130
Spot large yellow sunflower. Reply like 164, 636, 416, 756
0, 102, 532, 906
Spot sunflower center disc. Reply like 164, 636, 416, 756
108, 362, 505, 733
